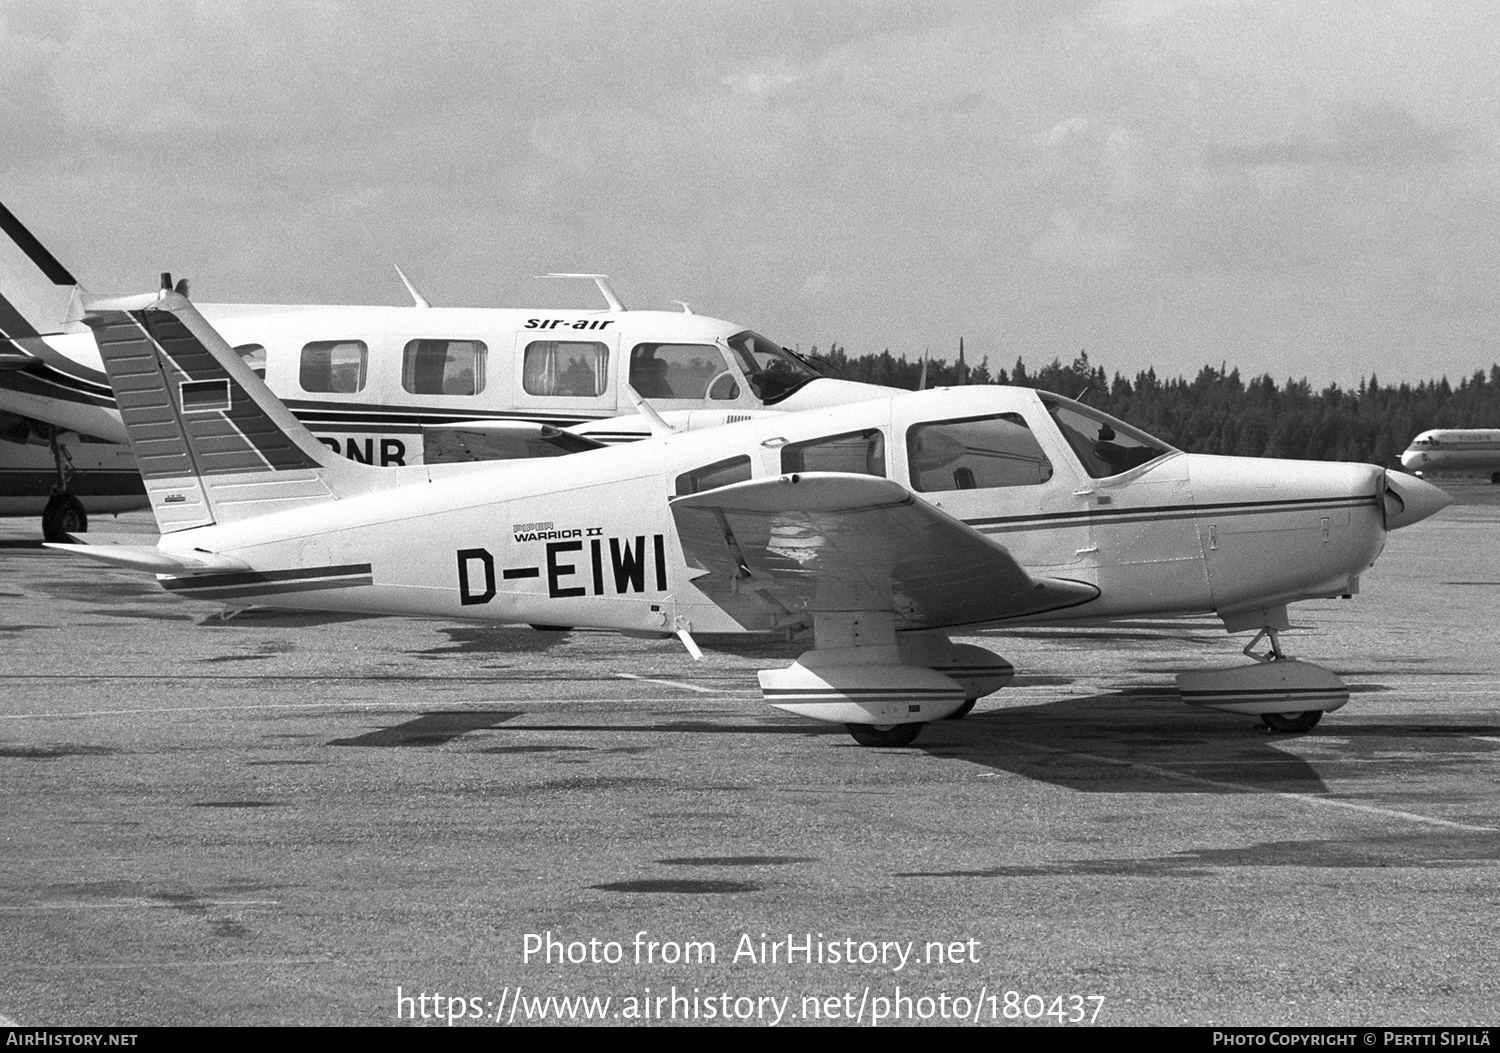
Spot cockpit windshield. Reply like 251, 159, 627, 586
725, 331, 826, 404
1041, 395, 1176, 479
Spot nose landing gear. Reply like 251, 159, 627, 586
1176, 626, 1349, 732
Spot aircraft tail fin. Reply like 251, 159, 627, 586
82, 287, 376, 533
0, 201, 80, 347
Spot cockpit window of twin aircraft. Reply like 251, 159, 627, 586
629, 343, 734, 400
725, 331, 824, 403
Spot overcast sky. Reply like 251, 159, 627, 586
4, 0, 1499, 387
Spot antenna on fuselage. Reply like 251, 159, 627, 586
393, 264, 431, 308
540, 273, 626, 312
670, 300, 694, 314
625, 385, 680, 437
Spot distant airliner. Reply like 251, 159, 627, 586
1400, 429, 1500, 482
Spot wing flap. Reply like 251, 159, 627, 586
670, 472, 1097, 631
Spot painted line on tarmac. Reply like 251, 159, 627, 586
1, 900, 281, 911
0, 696, 752, 720
614, 672, 726, 694
1028, 744, 1496, 832
25, 957, 335, 970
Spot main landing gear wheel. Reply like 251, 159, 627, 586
845, 723, 924, 748
1261, 711, 1323, 733
41, 493, 87, 543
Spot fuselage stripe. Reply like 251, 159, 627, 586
158, 562, 373, 592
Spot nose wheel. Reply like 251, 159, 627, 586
1260, 710, 1323, 733
1242, 628, 1328, 733
845, 723, 924, 748
1178, 625, 1348, 730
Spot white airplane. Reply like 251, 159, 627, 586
0, 203, 880, 540
50, 284, 1452, 747
1400, 429, 1500, 482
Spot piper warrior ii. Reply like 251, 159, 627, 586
51, 284, 1452, 747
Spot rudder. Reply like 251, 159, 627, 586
84, 289, 373, 532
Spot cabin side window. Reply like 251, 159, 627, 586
675, 455, 752, 496
906, 413, 1053, 492
629, 343, 737, 400
780, 429, 886, 477
232, 344, 267, 380
522, 341, 609, 397
402, 339, 488, 396
299, 340, 368, 394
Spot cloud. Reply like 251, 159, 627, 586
1207, 102, 1474, 169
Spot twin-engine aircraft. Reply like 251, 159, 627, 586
53, 285, 1451, 747
0, 203, 880, 540
1400, 429, 1500, 482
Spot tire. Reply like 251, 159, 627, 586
845, 723, 924, 748
942, 698, 978, 721
1261, 710, 1323, 733
42, 494, 87, 543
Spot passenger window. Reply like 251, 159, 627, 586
233, 344, 266, 380
523, 341, 608, 397
781, 429, 886, 477
300, 340, 368, 394
675, 456, 752, 496
906, 414, 1053, 491
630, 343, 734, 400
403, 339, 487, 395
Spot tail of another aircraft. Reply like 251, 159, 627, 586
0, 202, 79, 366
82, 286, 377, 533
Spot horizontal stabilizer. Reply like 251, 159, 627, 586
44, 535, 248, 573
423, 420, 606, 463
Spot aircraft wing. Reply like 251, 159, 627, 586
669, 472, 1098, 632
423, 420, 607, 463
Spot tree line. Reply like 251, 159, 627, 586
808, 345, 1500, 467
